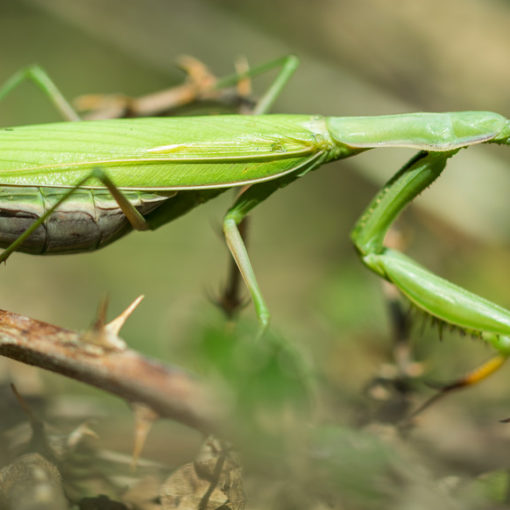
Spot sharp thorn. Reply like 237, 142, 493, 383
82, 295, 142, 350
92, 295, 109, 331
130, 402, 159, 470
106, 295, 144, 337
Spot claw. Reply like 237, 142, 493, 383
406, 354, 507, 422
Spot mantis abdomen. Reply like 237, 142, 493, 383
0, 187, 168, 253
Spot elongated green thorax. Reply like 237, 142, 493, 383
327, 111, 508, 150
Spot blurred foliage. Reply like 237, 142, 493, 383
1, 0, 510, 508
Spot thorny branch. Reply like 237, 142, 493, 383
0, 302, 222, 434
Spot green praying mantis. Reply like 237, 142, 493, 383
1, 55, 510, 391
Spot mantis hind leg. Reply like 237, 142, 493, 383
0, 55, 300, 125
0, 168, 151, 263
213, 54, 299, 115
0, 65, 80, 121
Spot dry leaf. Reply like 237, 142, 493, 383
160, 437, 244, 510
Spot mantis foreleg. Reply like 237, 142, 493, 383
408, 354, 507, 419
351, 151, 510, 389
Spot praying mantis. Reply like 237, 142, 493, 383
1, 55, 510, 392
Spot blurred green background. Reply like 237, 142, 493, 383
2, 0, 510, 507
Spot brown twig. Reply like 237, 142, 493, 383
0, 305, 221, 434
75, 55, 252, 120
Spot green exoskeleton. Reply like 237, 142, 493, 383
1, 56, 510, 389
